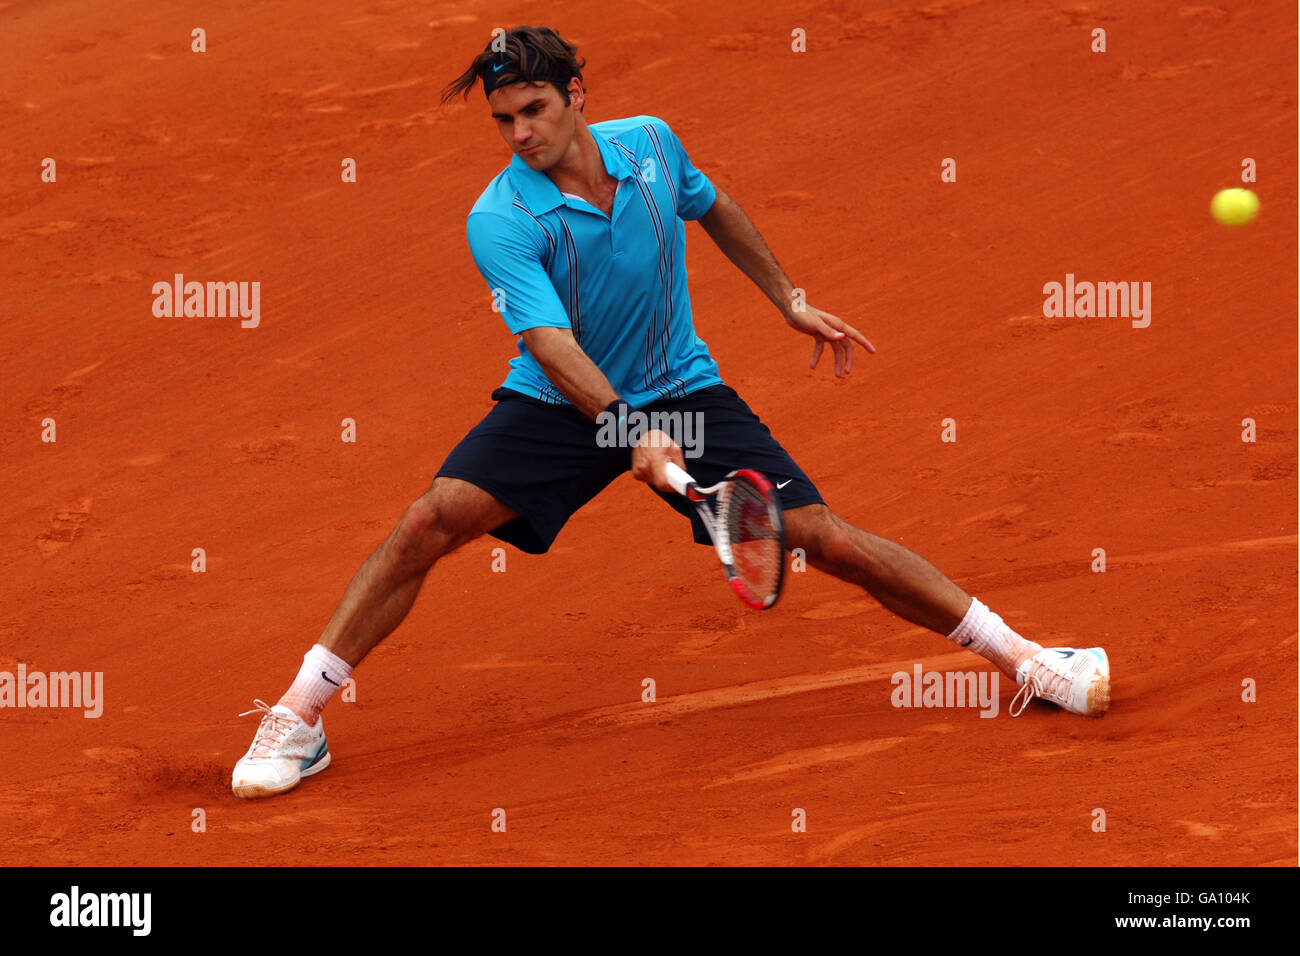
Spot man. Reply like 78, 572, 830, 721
232, 26, 1109, 799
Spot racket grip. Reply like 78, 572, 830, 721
664, 461, 693, 497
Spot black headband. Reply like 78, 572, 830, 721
481, 54, 577, 98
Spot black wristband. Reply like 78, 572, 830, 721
602, 398, 629, 425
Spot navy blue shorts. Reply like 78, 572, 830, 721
435, 385, 824, 554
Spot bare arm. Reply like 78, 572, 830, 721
520, 326, 684, 491
697, 187, 876, 376
697, 187, 798, 318
519, 326, 620, 421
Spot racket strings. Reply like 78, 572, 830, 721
722, 479, 783, 605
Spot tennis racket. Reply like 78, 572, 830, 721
663, 461, 787, 610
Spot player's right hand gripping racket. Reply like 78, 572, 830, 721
664, 462, 787, 610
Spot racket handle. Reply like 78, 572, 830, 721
664, 461, 693, 497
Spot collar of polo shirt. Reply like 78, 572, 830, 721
506, 126, 636, 215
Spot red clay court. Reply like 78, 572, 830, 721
1, 0, 1295, 865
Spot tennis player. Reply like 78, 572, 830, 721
233, 26, 1110, 798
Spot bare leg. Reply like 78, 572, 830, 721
783, 504, 1107, 714
317, 477, 516, 666
232, 478, 517, 797
784, 504, 972, 638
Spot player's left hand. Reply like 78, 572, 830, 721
784, 304, 875, 377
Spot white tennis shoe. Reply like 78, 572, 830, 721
1010, 647, 1110, 717
232, 699, 330, 798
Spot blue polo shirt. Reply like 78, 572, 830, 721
466, 115, 725, 409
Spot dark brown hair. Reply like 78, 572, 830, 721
440, 26, 586, 107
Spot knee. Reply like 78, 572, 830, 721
793, 509, 865, 574
788, 506, 839, 561
817, 521, 860, 573
391, 494, 452, 564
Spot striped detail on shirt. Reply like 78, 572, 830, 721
610, 137, 686, 401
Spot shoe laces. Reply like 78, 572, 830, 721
239, 699, 298, 758
1008, 656, 1071, 717
1009, 676, 1041, 717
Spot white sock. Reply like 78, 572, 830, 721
277, 644, 352, 724
947, 597, 1041, 676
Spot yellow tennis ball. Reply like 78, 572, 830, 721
1210, 188, 1260, 226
